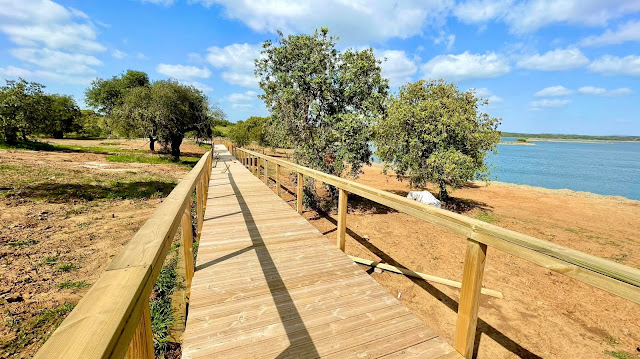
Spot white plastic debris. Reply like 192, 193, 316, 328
407, 191, 441, 208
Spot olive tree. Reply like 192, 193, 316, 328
375, 80, 501, 200
255, 28, 388, 181
42, 94, 81, 139
0, 78, 47, 144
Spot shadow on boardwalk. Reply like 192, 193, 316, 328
194, 170, 320, 358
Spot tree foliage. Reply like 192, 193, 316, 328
375, 80, 501, 199
0, 78, 47, 143
255, 28, 388, 181
228, 116, 271, 147
42, 94, 82, 139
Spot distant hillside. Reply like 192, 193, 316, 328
501, 132, 640, 142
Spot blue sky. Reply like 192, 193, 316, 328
1, 0, 639, 135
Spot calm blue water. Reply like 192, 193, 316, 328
371, 138, 640, 200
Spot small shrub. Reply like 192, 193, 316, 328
57, 281, 90, 290
476, 211, 500, 224
57, 263, 78, 272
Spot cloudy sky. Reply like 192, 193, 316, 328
1, 0, 639, 134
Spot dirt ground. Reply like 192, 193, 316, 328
0, 139, 206, 358
266, 161, 640, 359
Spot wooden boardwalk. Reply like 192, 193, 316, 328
181, 145, 461, 359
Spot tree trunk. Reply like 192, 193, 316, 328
170, 135, 183, 160
149, 137, 155, 152
53, 130, 64, 139
439, 181, 449, 201
4, 128, 18, 144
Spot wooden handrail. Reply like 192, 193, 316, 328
231, 144, 640, 358
34, 150, 213, 359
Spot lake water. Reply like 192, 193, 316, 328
371, 138, 640, 200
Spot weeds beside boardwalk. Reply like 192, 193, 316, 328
0, 138, 206, 357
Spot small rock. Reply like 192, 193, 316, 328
397, 292, 402, 299
6, 294, 23, 303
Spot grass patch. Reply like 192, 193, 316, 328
605, 350, 631, 359
56, 263, 78, 272
2, 302, 75, 355
57, 281, 90, 290
6, 240, 37, 247
475, 211, 500, 224
43, 256, 58, 265
106, 153, 200, 168
150, 245, 183, 357
99, 141, 120, 146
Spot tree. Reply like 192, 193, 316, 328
85, 70, 155, 149
0, 78, 47, 144
375, 80, 501, 200
149, 80, 217, 159
255, 28, 388, 184
42, 94, 81, 139
228, 120, 250, 147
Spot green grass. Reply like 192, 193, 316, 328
2, 303, 76, 355
57, 281, 90, 290
605, 350, 631, 359
106, 153, 200, 167
475, 211, 500, 224
56, 263, 78, 272
43, 256, 58, 265
5, 240, 37, 247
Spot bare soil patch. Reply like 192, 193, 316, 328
0, 139, 206, 358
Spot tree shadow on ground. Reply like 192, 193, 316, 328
6, 181, 177, 202
316, 211, 541, 359
386, 189, 492, 214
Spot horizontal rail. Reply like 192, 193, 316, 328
34, 150, 213, 359
235, 147, 640, 305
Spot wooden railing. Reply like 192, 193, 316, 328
34, 151, 213, 359
230, 144, 640, 359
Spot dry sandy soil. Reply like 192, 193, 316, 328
266, 160, 640, 359
0, 139, 206, 358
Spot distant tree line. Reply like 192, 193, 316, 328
226, 28, 501, 201
501, 132, 640, 142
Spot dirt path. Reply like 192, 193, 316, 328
269, 164, 640, 359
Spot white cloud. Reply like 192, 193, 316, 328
0, 0, 105, 53
0, 65, 93, 85
588, 55, 640, 76
422, 51, 510, 81
9, 48, 102, 75
135, 52, 148, 60
580, 20, 640, 46
534, 85, 573, 97
529, 99, 571, 109
578, 86, 633, 97
375, 50, 417, 87
181, 81, 213, 93
454, 0, 513, 23
472, 87, 503, 104
505, 0, 640, 34
517, 48, 588, 71
191, 0, 454, 43
223, 90, 261, 111
112, 49, 127, 59
0, 65, 33, 78
433, 31, 455, 51
156, 64, 212, 79
207, 43, 262, 88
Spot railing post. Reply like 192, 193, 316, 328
263, 158, 269, 184
337, 188, 348, 251
455, 238, 488, 358
196, 179, 204, 239
276, 164, 281, 197
297, 172, 304, 214
124, 300, 154, 359
170, 201, 195, 341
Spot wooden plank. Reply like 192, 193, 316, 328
297, 172, 303, 214
336, 188, 348, 251
455, 239, 487, 358
349, 255, 503, 299
276, 164, 281, 197
124, 300, 154, 359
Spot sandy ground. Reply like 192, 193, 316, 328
267, 162, 640, 359
0, 139, 206, 358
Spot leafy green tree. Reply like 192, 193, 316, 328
150, 80, 217, 159
42, 94, 81, 139
0, 78, 47, 144
77, 109, 106, 138
375, 80, 501, 200
85, 70, 156, 149
255, 28, 388, 183
228, 120, 250, 147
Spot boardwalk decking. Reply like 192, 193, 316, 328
182, 145, 462, 359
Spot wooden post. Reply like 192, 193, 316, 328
455, 238, 488, 358
276, 164, 281, 197
297, 172, 304, 214
124, 300, 154, 359
182, 201, 194, 289
263, 158, 269, 184
196, 180, 204, 239
337, 188, 348, 251
169, 201, 195, 342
